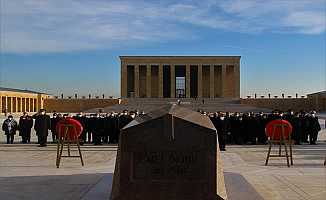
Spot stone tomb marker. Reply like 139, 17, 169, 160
110, 105, 227, 200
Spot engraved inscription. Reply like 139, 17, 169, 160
132, 151, 206, 180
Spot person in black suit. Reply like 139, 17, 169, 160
308, 111, 321, 145
256, 112, 268, 144
210, 112, 230, 151
73, 112, 87, 144
19, 112, 34, 143
33, 109, 51, 147
291, 112, 302, 145
50, 112, 60, 143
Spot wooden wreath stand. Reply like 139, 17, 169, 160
56, 124, 84, 168
265, 123, 293, 167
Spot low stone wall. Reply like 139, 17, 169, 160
240, 98, 316, 112
44, 99, 119, 113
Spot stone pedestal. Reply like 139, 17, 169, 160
110, 105, 227, 200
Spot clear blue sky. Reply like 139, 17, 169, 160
0, 0, 325, 98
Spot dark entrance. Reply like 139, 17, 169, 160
190, 66, 198, 98
175, 66, 186, 98
163, 65, 171, 98
126, 65, 135, 97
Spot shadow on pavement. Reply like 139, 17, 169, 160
0, 173, 113, 200
224, 172, 264, 200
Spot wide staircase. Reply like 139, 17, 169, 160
84, 98, 270, 113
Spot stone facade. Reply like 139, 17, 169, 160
44, 99, 119, 113
241, 98, 315, 112
307, 91, 326, 111
0, 88, 50, 114
241, 91, 326, 112
121, 56, 240, 99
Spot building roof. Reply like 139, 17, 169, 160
307, 91, 326, 96
123, 104, 216, 131
120, 55, 241, 59
0, 87, 48, 95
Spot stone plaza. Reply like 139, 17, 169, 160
0, 138, 325, 200
0, 115, 325, 200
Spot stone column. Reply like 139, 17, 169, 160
15, 97, 18, 112
234, 63, 240, 98
170, 65, 175, 98
27, 98, 30, 112
134, 65, 140, 98
23, 98, 26, 112
10, 97, 13, 113
158, 64, 163, 98
146, 65, 151, 98
28, 98, 32, 112
210, 65, 215, 98
5, 97, 8, 111
35, 98, 38, 111
20, 97, 23, 112
31, 98, 34, 112
0, 96, 2, 113
221, 64, 227, 98
186, 65, 191, 98
121, 63, 127, 98
197, 65, 203, 98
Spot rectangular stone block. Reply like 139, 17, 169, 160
110, 105, 227, 200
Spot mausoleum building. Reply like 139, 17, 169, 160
120, 56, 240, 98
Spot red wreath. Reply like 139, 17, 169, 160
56, 118, 83, 140
265, 119, 292, 140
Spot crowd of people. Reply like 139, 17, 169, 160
203, 109, 321, 151
1, 109, 136, 146
1, 108, 322, 150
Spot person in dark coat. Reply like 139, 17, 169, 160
230, 113, 244, 144
308, 111, 321, 145
110, 113, 120, 143
256, 112, 268, 144
90, 113, 102, 145
73, 112, 87, 144
33, 109, 51, 147
19, 112, 34, 143
104, 113, 112, 144
50, 112, 60, 143
247, 112, 258, 145
242, 113, 256, 144
291, 112, 302, 145
300, 111, 310, 143
87, 114, 96, 143
2, 115, 18, 144
210, 112, 230, 151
